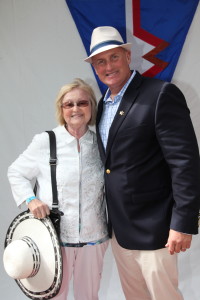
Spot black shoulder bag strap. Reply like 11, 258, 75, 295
46, 130, 58, 209
46, 130, 63, 238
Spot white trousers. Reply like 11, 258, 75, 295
55, 240, 109, 300
111, 234, 184, 300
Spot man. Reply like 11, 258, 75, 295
85, 26, 200, 300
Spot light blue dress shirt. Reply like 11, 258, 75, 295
99, 71, 136, 150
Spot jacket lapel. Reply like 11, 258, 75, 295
105, 72, 143, 159
96, 95, 106, 163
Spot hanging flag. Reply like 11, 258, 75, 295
66, 0, 199, 94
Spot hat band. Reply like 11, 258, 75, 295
22, 236, 41, 278
90, 40, 123, 55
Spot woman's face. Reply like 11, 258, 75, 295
62, 88, 92, 131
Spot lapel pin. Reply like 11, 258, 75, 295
119, 111, 125, 116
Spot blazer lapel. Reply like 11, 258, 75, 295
105, 72, 143, 158
96, 96, 106, 163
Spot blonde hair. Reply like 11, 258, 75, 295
55, 78, 97, 126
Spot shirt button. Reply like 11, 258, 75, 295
106, 169, 111, 174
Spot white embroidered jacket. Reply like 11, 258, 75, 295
7, 126, 108, 243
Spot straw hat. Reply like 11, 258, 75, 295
85, 26, 132, 63
3, 211, 63, 299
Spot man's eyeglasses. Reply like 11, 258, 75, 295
61, 100, 90, 109
92, 53, 121, 68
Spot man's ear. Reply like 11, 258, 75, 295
91, 61, 97, 74
126, 50, 131, 64
93, 67, 99, 75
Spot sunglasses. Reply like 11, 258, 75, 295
61, 100, 90, 109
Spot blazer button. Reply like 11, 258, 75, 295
106, 169, 111, 174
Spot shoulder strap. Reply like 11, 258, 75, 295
46, 130, 58, 209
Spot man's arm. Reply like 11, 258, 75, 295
156, 83, 200, 234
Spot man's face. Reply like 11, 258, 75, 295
92, 47, 131, 94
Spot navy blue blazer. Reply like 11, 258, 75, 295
96, 71, 200, 250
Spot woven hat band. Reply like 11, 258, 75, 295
90, 40, 123, 55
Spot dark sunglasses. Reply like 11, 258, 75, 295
61, 100, 90, 109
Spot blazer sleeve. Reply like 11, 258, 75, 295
155, 82, 200, 234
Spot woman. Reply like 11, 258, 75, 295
7, 78, 109, 300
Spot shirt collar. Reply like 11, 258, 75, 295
103, 70, 136, 104
56, 125, 94, 144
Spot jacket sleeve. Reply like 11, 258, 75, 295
7, 133, 47, 206
155, 82, 200, 234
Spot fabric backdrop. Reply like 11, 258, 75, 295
0, 1, 200, 299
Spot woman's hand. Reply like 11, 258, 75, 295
28, 198, 50, 219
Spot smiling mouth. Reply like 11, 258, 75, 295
72, 114, 83, 118
106, 71, 118, 77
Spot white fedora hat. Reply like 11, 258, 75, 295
85, 26, 132, 63
3, 211, 63, 299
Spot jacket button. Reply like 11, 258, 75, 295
106, 169, 111, 174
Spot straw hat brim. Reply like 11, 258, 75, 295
4, 210, 63, 299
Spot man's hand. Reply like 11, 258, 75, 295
28, 198, 50, 219
165, 229, 192, 255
